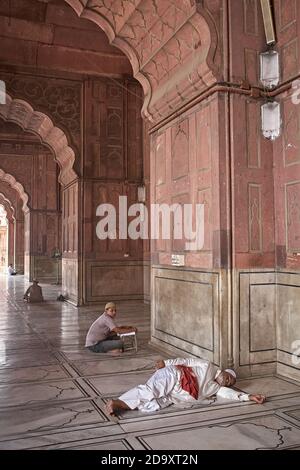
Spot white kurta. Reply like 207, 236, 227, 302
119, 358, 250, 412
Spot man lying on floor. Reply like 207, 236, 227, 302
106, 357, 266, 415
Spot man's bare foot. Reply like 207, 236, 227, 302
106, 399, 116, 416
106, 399, 130, 416
107, 349, 123, 356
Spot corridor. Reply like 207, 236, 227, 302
0, 276, 300, 450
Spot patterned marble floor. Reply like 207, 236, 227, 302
1, 274, 300, 450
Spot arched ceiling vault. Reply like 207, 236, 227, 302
64, 0, 220, 123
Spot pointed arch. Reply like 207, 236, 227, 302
0, 94, 78, 186
0, 169, 29, 213
64, 0, 220, 123
0, 193, 15, 220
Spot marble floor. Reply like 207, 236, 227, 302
1, 275, 300, 450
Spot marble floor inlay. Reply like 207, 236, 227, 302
0, 400, 107, 438
135, 415, 300, 450
0, 380, 87, 407
0, 364, 71, 384
0, 274, 300, 450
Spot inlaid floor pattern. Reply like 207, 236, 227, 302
0, 275, 300, 450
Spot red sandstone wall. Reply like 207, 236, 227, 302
272, 1, 300, 379
231, 94, 275, 269
150, 94, 223, 270
273, 89, 300, 270
229, 0, 300, 272
273, 0, 300, 271
0, 0, 131, 77
82, 78, 145, 303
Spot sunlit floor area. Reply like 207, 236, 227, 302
0, 275, 300, 450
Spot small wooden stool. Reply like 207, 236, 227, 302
118, 331, 137, 352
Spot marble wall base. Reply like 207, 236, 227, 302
151, 266, 300, 383
277, 271, 300, 382
28, 256, 62, 283
151, 266, 221, 366
143, 261, 150, 303
62, 257, 79, 306
85, 260, 144, 303
236, 270, 277, 377
15, 260, 24, 275
235, 269, 300, 380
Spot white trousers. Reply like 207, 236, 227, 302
119, 366, 195, 412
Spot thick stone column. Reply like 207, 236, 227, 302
25, 210, 62, 282
81, 78, 145, 304
62, 180, 82, 305
0, 200, 15, 268
150, 93, 230, 368
24, 152, 62, 282
15, 215, 24, 274
0, 225, 7, 271
7, 219, 15, 266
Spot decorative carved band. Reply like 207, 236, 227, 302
2, 73, 81, 138
0, 93, 78, 186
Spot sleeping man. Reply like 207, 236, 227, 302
106, 357, 266, 415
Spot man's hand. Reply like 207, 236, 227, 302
155, 360, 165, 370
249, 394, 266, 404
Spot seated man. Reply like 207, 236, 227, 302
85, 302, 137, 355
106, 357, 266, 415
7, 264, 17, 276
23, 279, 44, 303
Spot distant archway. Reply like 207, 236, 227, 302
0, 94, 78, 186
0, 193, 15, 221
0, 181, 25, 274
0, 169, 29, 213
0, 204, 8, 272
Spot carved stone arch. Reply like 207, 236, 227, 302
194, 0, 221, 76
0, 94, 78, 186
64, 0, 150, 114
0, 193, 15, 221
0, 169, 29, 213
64, 0, 220, 123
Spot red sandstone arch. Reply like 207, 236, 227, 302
64, 0, 220, 123
0, 185, 25, 272
0, 94, 78, 186
0, 193, 15, 221
0, 169, 29, 213
0, 196, 15, 267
